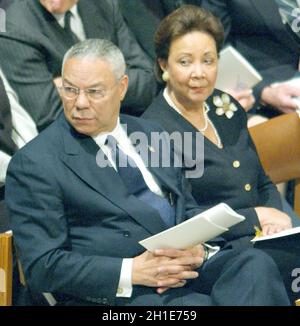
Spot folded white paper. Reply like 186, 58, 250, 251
215, 46, 262, 91
139, 203, 245, 251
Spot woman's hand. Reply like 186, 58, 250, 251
255, 207, 292, 236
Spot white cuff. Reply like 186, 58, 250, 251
203, 243, 220, 260
0, 151, 11, 183
116, 258, 133, 297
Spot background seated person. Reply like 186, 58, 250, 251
0, 0, 156, 132
202, 0, 300, 117
5, 39, 290, 306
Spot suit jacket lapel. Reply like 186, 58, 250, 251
29, 0, 75, 48
59, 116, 166, 235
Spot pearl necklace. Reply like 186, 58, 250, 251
163, 89, 223, 148
198, 102, 209, 132
204, 103, 223, 149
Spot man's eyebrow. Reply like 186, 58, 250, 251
63, 78, 77, 87
63, 78, 104, 88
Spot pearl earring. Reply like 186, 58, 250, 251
162, 71, 170, 82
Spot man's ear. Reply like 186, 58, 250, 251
119, 75, 129, 101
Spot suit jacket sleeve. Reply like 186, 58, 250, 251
226, 171, 282, 240
5, 152, 123, 305
110, 0, 157, 114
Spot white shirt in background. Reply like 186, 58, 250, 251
0, 69, 38, 182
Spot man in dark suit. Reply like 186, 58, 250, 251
0, 0, 156, 132
5, 39, 290, 306
202, 0, 300, 116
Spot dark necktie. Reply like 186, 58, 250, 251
64, 11, 79, 43
106, 135, 175, 227
0, 75, 17, 156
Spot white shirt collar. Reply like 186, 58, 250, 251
93, 118, 125, 147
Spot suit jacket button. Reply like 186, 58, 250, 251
123, 231, 130, 237
244, 183, 251, 191
233, 160, 240, 168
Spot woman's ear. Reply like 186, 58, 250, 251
158, 58, 167, 72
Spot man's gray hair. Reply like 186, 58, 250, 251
62, 39, 126, 80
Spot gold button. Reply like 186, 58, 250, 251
117, 288, 123, 294
233, 160, 240, 168
245, 184, 251, 191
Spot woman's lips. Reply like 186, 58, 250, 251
190, 86, 206, 93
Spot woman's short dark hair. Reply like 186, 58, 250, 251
154, 5, 224, 83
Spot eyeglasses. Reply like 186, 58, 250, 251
60, 85, 107, 101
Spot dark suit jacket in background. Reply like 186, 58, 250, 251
6, 113, 220, 305
0, 0, 157, 131
0, 74, 16, 232
202, 0, 300, 107
119, 0, 203, 62
0, 0, 11, 9
0, 74, 16, 157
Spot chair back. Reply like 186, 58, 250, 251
0, 231, 12, 306
249, 112, 300, 216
